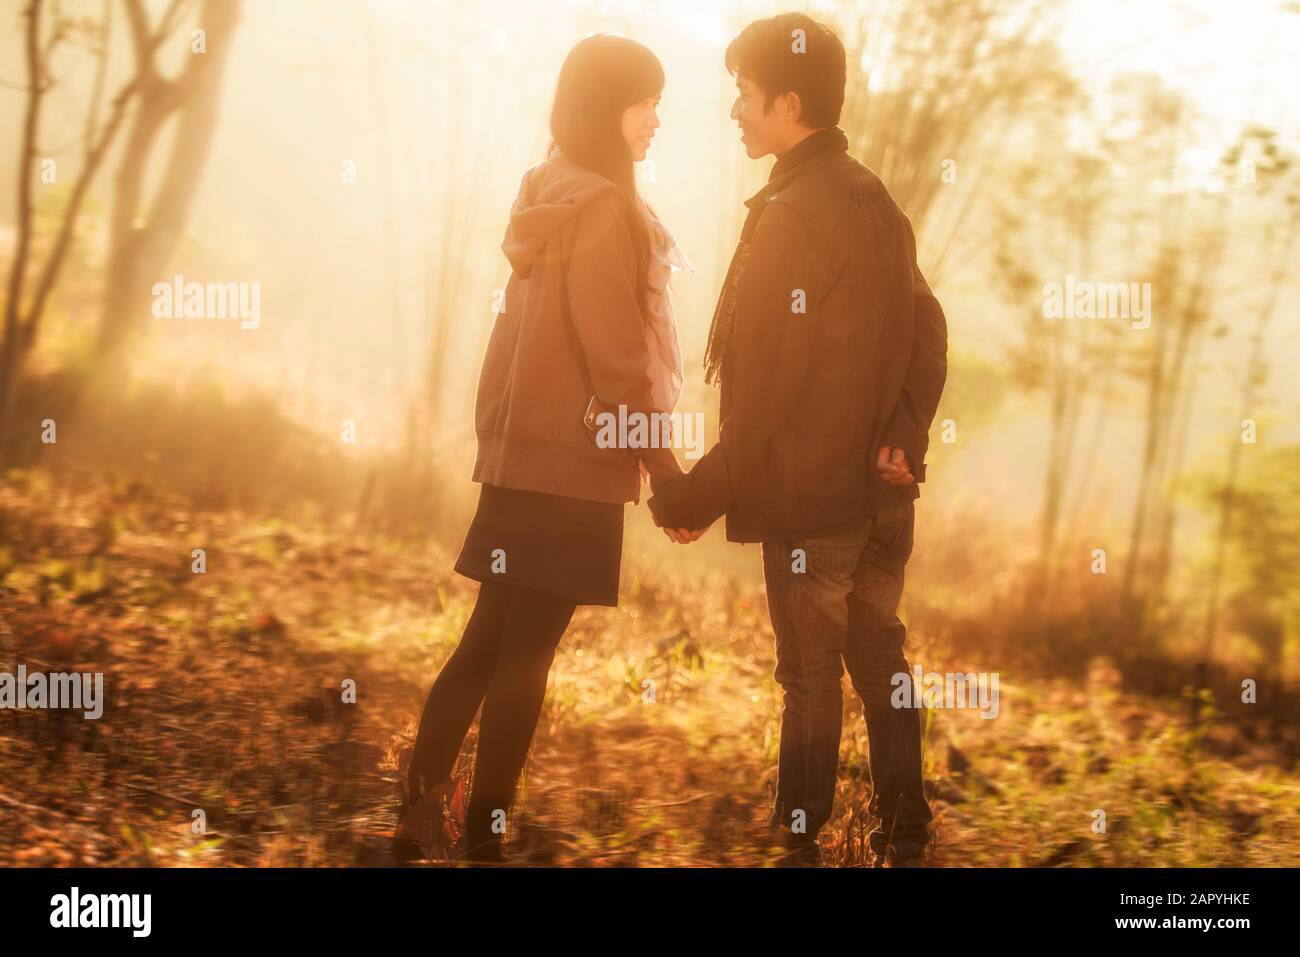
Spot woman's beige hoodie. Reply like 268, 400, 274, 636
471, 152, 683, 505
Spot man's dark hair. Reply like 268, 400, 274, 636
725, 13, 847, 128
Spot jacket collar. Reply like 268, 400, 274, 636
744, 126, 849, 214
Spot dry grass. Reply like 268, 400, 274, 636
1, 469, 1297, 867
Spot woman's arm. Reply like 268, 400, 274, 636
566, 191, 683, 481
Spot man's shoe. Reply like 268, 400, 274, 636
885, 843, 927, 868
776, 832, 823, 867
460, 837, 507, 865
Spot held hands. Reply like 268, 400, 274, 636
662, 524, 711, 544
876, 446, 916, 486
647, 469, 712, 543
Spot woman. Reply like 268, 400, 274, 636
394, 34, 691, 863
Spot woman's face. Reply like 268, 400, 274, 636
621, 95, 661, 162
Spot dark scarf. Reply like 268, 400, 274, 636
702, 126, 850, 385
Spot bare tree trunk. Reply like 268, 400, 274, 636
1, 0, 136, 465
1121, 243, 1175, 604
96, 0, 244, 364
0, 1, 47, 460
1147, 214, 1226, 598
1200, 207, 1299, 667
404, 4, 512, 534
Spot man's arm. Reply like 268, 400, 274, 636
649, 202, 815, 530
879, 210, 948, 482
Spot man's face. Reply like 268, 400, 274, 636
730, 73, 794, 159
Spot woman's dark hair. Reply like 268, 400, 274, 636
549, 34, 664, 312
725, 13, 846, 128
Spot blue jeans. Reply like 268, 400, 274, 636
761, 501, 932, 854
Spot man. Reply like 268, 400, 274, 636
649, 12, 948, 867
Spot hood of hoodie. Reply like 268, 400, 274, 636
501, 153, 623, 279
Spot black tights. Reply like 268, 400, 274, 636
409, 579, 576, 850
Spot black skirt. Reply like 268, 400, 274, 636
453, 483, 624, 606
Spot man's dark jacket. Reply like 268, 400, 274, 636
649, 127, 948, 543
